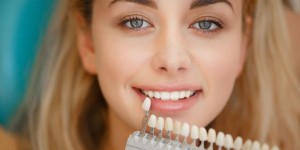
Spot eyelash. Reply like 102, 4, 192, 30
119, 15, 224, 34
190, 18, 224, 34
120, 16, 152, 32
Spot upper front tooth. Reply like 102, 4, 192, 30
148, 91, 154, 98
179, 91, 186, 99
161, 92, 170, 100
185, 91, 192, 98
154, 91, 161, 99
144, 90, 194, 100
170, 92, 180, 100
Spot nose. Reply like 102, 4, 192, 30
151, 27, 191, 75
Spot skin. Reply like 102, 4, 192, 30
77, 0, 247, 149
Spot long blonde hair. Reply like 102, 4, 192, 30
12, 0, 300, 150
213, 0, 300, 149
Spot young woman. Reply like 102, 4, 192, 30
5, 0, 300, 150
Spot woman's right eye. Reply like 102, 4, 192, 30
121, 16, 151, 29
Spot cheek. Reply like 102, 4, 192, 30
192, 35, 243, 113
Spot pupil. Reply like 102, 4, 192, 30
199, 21, 211, 30
130, 19, 143, 28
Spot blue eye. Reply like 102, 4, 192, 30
191, 19, 222, 31
122, 17, 151, 29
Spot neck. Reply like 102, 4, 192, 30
101, 109, 134, 150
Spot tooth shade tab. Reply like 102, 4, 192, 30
261, 144, 270, 150
225, 134, 233, 149
142, 90, 196, 100
190, 125, 199, 139
148, 114, 157, 128
251, 141, 260, 150
199, 127, 208, 141
165, 117, 173, 131
156, 117, 164, 130
216, 131, 225, 146
207, 128, 216, 143
174, 121, 182, 135
271, 146, 279, 150
142, 97, 151, 111
180, 123, 190, 137
233, 136, 243, 150
243, 140, 253, 149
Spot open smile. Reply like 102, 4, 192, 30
133, 86, 203, 114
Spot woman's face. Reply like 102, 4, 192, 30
80, 0, 246, 130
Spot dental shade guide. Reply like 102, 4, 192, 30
125, 98, 279, 150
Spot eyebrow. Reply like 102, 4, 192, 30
190, 0, 233, 10
109, 0, 158, 8
109, 0, 233, 11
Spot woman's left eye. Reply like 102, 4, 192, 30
191, 19, 223, 32
121, 17, 151, 29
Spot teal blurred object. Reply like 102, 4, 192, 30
0, 0, 56, 127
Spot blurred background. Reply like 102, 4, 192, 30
0, 0, 56, 127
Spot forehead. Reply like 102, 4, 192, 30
101, 0, 242, 11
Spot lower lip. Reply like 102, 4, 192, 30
134, 89, 202, 115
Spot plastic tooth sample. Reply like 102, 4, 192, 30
207, 128, 216, 150
233, 136, 243, 150
271, 146, 280, 150
173, 121, 182, 142
164, 117, 173, 143
140, 97, 151, 137
155, 117, 164, 142
125, 101, 280, 150
243, 139, 253, 150
251, 141, 260, 150
261, 144, 270, 150
190, 125, 199, 147
224, 134, 233, 150
180, 122, 190, 149
199, 127, 208, 150
216, 131, 225, 149
148, 114, 157, 139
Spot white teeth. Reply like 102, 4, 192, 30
142, 90, 195, 100
185, 91, 192, 98
147, 91, 154, 98
170, 91, 180, 100
161, 92, 170, 100
179, 91, 186, 98
154, 91, 160, 99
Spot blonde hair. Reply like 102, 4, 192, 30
284, 0, 300, 13
12, 0, 300, 150
213, 0, 300, 149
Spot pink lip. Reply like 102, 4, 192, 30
133, 86, 202, 115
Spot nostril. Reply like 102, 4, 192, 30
159, 67, 167, 71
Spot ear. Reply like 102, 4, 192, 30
75, 12, 97, 75
237, 16, 252, 76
